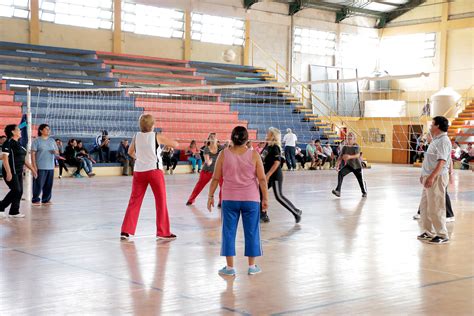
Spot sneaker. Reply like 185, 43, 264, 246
31, 202, 41, 207
0, 211, 5, 218
332, 190, 340, 197
248, 265, 262, 275
73, 173, 83, 178
58, 175, 62, 179
186, 201, 192, 206
413, 213, 421, 220
218, 266, 236, 276
362, 193, 367, 198
446, 217, 455, 223
8, 213, 26, 218
42, 201, 53, 205
87, 173, 96, 178
260, 212, 270, 223
417, 232, 432, 241
120, 232, 130, 241
294, 209, 302, 224
157, 234, 177, 241
428, 236, 450, 244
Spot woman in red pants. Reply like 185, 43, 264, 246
120, 114, 178, 241
186, 133, 223, 207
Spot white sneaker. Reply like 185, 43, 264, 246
413, 213, 421, 220
9, 213, 26, 218
446, 217, 455, 223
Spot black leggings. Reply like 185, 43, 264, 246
335, 165, 367, 194
0, 172, 23, 215
58, 159, 68, 176
261, 178, 300, 218
66, 158, 84, 175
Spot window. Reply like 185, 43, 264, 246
39, 0, 113, 29
191, 13, 244, 46
381, 33, 437, 59
122, 1, 184, 38
0, 0, 30, 19
293, 27, 336, 56
340, 33, 379, 72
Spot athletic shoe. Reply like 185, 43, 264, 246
8, 213, 26, 218
428, 236, 450, 244
73, 173, 83, 178
87, 173, 96, 178
186, 201, 192, 206
413, 213, 421, 220
42, 201, 53, 205
120, 232, 130, 241
58, 175, 62, 179
157, 234, 177, 241
248, 265, 262, 275
332, 190, 340, 197
446, 217, 455, 223
218, 266, 236, 276
32, 202, 42, 207
260, 212, 270, 223
362, 193, 367, 198
417, 232, 432, 241
0, 211, 5, 218
294, 209, 302, 223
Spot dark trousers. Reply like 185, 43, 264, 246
66, 158, 85, 175
32, 170, 55, 203
162, 156, 178, 170
0, 172, 23, 215
285, 146, 297, 170
260, 178, 299, 218
296, 154, 306, 169
417, 189, 454, 218
318, 155, 327, 166
118, 158, 134, 176
91, 146, 110, 163
58, 159, 68, 176
335, 165, 367, 194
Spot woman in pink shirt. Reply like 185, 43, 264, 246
207, 126, 269, 276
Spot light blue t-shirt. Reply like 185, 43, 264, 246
32, 137, 58, 170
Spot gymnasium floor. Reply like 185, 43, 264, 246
0, 164, 473, 315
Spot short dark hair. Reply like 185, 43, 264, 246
315, 139, 321, 144
433, 116, 449, 132
38, 124, 49, 137
4, 124, 17, 138
231, 126, 248, 146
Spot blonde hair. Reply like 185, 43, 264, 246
267, 127, 282, 148
139, 114, 154, 132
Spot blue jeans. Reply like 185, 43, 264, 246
32, 169, 54, 203
82, 158, 93, 174
221, 200, 262, 257
188, 157, 202, 171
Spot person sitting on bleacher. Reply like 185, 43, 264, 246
451, 142, 462, 161
76, 140, 95, 177
323, 142, 336, 169
315, 140, 327, 170
64, 139, 88, 178
117, 139, 134, 176
295, 146, 306, 170
305, 140, 318, 170
460, 142, 473, 170
161, 146, 177, 175
91, 130, 111, 163
186, 140, 202, 173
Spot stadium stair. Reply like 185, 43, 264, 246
448, 100, 474, 145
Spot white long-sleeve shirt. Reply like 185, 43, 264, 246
283, 133, 297, 147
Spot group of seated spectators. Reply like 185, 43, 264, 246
452, 142, 474, 170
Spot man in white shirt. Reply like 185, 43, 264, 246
282, 128, 297, 171
417, 116, 452, 244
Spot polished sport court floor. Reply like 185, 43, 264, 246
0, 164, 473, 314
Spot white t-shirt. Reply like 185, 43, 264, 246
133, 132, 162, 172
283, 133, 297, 147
